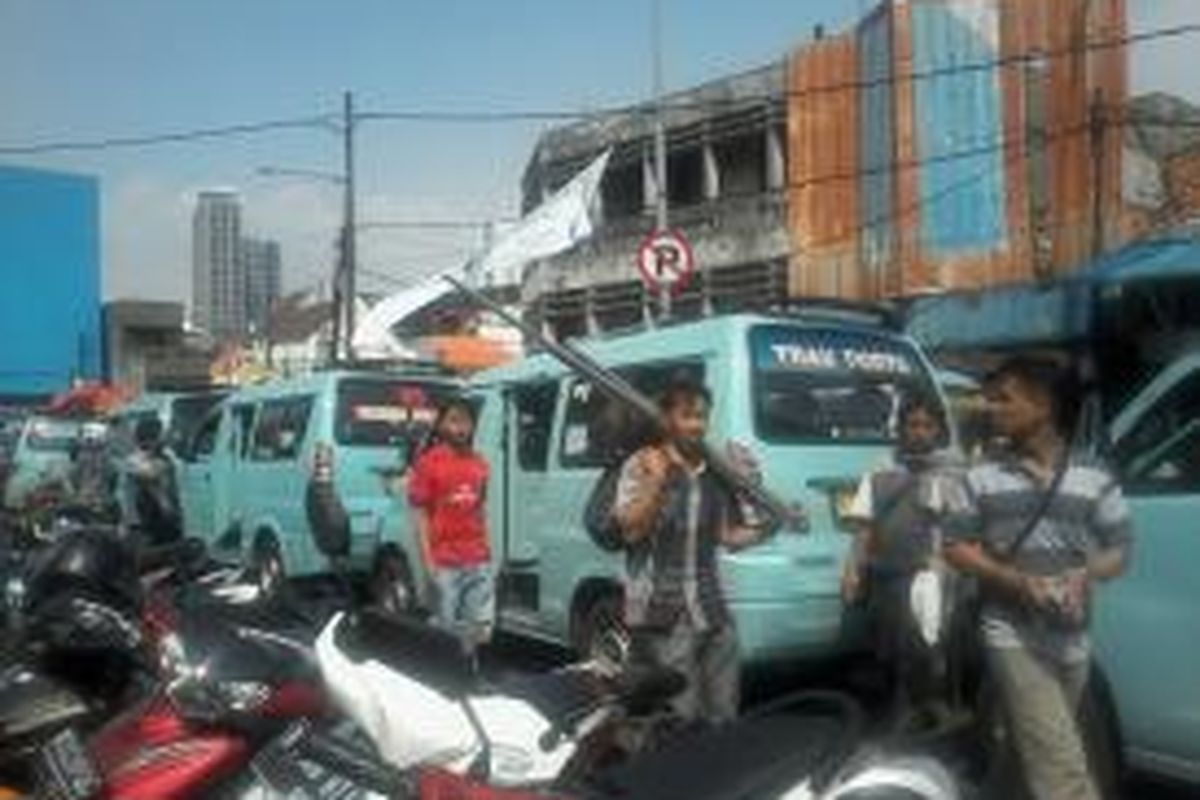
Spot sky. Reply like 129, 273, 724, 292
0, 0, 1196, 306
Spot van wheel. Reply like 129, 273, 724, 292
574, 592, 629, 668
371, 548, 416, 616
249, 534, 285, 597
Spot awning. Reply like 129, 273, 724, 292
1088, 236, 1200, 285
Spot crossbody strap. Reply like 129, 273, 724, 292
1000, 457, 1070, 561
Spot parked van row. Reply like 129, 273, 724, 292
163, 309, 1200, 787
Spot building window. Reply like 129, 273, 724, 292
715, 131, 767, 198
601, 160, 644, 220
668, 147, 705, 207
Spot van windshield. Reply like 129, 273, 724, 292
335, 379, 450, 448
169, 393, 225, 447
25, 419, 79, 452
751, 325, 935, 444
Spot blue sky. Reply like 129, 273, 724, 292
0, 0, 1195, 303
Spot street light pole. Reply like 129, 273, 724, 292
342, 90, 358, 361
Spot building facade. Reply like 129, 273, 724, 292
522, 64, 789, 336
242, 237, 282, 337
0, 165, 101, 400
192, 190, 244, 341
102, 300, 213, 392
521, 0, 1132, 334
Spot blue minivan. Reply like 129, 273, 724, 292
462, 311, 949, 663
1090, 350, 1200, 784
176, 369, 460, 600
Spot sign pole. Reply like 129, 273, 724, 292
651, 0, 670, 320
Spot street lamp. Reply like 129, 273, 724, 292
255, 166, 345, 186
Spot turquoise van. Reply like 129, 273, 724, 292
110, 390, 228, 456
1090, 350, 1200, 783
2, 416, 80, 511
175, 370, 459, 599
463, 312, 947, 664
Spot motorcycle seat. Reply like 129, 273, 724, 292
587, 711, 845, 800
490, 670, 599, 731
335, 609, 475, 699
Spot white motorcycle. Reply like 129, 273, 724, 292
266, 607, 964, 800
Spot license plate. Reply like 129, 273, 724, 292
36, 728, 102, 800
251, 722, 379, 800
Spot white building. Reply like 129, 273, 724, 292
192, 190, 244, 341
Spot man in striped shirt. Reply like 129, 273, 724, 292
945, 357, 1132, 800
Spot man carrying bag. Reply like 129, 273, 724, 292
944, 358, 1132, 800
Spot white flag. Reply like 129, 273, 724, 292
479, 148, 611, 286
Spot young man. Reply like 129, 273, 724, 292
842, 392, 955, 726
613, 380, 768, 726
407, 399, 493, 651
944, 357, 1132, 800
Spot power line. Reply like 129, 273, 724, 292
1, 22, 1197, 156
0, 115, 332, 157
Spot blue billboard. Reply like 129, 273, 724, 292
0, 165, 101, 399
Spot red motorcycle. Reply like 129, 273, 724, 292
34, 585, 334, 800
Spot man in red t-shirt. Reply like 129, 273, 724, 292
407, 399, 493, 649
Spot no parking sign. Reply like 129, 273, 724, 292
637, 228, 695, 294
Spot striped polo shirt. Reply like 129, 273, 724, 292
944, 454, 1133, 663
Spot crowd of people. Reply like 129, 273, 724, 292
404, 354, 1132, 800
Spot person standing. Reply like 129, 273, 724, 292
944, 357, 1131, 800
842, 392, 957, 727
407, 399, 493, 653
613, 380, 769, 727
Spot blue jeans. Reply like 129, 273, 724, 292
432, 564, 495, 645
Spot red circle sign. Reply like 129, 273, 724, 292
637, 229, 695, 294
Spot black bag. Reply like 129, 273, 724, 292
582, 464, 628, 553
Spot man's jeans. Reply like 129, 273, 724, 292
988, 645, 1098, 800
632, 620, 740, 725
432, 564, 495, 648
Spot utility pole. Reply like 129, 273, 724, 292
342, 90, 359, 361
1089, 88, 1106, 260
652, 0, 670, 319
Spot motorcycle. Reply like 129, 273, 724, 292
0, 527, 148, 780
31, 580, 341, 800
239, 498, 966, 800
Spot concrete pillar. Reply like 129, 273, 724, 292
643, 148, 658, 213
703, 137, 720, 201
766, 123, 785, 191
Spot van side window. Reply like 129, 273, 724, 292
514, 382, 558, 471
1115, 371, 1200, 494
559, 361, 704, 469
232, 404, 257, 459
250, 396, 314, 462
191, 412, 222, 460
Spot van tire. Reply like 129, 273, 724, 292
573, 590, 629, 667
249, 533, 285, 597
371, 547, 417, 616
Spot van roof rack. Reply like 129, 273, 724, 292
772, 299, 903, 331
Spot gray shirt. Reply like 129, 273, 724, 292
944, 455, 1132, 663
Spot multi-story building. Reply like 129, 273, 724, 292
0, 165, 101, 401
192, 190, 244, 341
521, 0, 1131, 335
242, 237, 282, 337
522, 63, 789, 336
